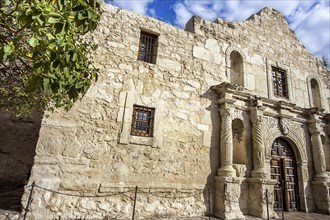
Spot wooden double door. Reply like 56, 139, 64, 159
270, 138, 299, 211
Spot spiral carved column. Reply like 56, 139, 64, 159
308, 122, 328, 181
250, 107, 266, 178
218, 107, 236, 177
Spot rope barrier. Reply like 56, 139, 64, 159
34, 185, 136, 198
7, 182, 330, 220
137, 188, 204, 199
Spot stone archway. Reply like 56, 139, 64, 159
270, 137, 300, 211
263, 121, 309, 212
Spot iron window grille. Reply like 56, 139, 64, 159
131, 105, 155, 137
272, 67, 288, 98
137, 31, 158, 64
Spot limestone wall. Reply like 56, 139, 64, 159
22, 3, 330, 219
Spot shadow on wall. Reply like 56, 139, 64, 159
200, 88, 221, 217
0, 111, 42, 211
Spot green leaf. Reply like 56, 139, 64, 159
78, 12, 86, 20
0, 0, 100, 116
48, 17, 60, 24
72, 52, 78, 61
43, 78, 50, 91
28, 37, 39, 47
4, 44, 14, 54
49, 12, 61, 18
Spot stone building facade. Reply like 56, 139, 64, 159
1, 3, 329, 219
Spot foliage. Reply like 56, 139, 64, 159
0, 0, 100, 116
321, 55, 329, 68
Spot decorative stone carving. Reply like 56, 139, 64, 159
232, 109, 243, 121
264, 117, 307, 162
232, 164, 247, 177
218, 107, 236, 177
279, 118, 289, 135
250, 107, 266, 178
308, 121, 328, 180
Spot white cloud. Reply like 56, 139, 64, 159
110, 0, 154, 16
173, 2, 193, 27
172, 0, 329, 58
294, 2, 330, 57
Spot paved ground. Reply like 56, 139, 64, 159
272, 211, 330, 220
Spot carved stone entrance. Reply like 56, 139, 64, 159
271, 138, 299, 211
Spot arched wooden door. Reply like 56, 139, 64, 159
270, 138, 299, 211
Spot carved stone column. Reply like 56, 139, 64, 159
218, 105, 236, 177
250, 106, 267, 178
308, 113, 328, 181
214, 96, 244, 219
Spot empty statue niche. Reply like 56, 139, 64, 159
310, 78, 322, 108
230, 51, 244, 86
232, 119, 247, 174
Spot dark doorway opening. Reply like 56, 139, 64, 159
0, 112, 41, 211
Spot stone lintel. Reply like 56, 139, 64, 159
218, 96, 236, 105
276, 100, 296, 110
305, 107, 325, 117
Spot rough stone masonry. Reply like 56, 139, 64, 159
1, 3, 329, 220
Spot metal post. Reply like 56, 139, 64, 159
132, 186, 138, 220
23, 182, 35, 220
266, 189, 269, 220
208, 186, 211, 220
281, 188, 284, 220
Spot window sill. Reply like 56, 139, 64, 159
130, 135, 153, 146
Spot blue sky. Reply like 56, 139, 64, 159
106, 0, 330, 60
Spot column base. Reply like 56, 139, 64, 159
217, 165, 236, 177
313, 173, 329, 182
248, 178, 277, 219
214, 176, 244, 220
311, 181, 330, 214
251, 169, 267, 179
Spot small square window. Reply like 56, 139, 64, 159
131, 105, 155, 137
137, 31, 158, 64
272, 67, 288, 98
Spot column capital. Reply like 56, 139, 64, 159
308, 122, 321, 135
250, 107, 264, 125
219, 105, 234, 118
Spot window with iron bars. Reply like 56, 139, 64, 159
137, 31, 158, 64
131, 105, 155, 137
272, 67, 288, 98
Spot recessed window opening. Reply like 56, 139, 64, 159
311, 78, 322, 108
272, 67, 288, 98
230, 51, 244, 86
131, 105, 155, 137
137, 31, 158, 64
